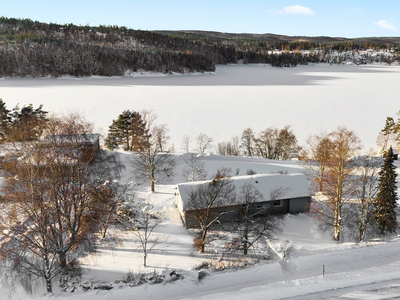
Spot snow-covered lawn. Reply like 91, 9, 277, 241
2, 153, 399, 300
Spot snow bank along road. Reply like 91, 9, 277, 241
51, 238, 400, 300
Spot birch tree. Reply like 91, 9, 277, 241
131, 111, 175, 192
228, 184, 282, 255
312, 127, 362, 241
0, 114, 122, 293
302, 133, 333, 193
131, 201, 165, 267
352, 154, 381, 241
182, 153, 208, 182
196, 133, 213, 154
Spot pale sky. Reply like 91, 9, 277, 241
1, 0, 399, 38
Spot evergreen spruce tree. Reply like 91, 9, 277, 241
0, 99, 11, 144
374, 147, 398, 233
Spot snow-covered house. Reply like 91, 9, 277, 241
176, 173, 313, 228
393, 148, 399, 160
42, 133, 101, 164
0, 134, 101, 168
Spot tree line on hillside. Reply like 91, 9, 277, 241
0, 17, 399, 77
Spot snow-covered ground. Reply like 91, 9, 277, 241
2, 153, 400, 300
1, 64, 399, 151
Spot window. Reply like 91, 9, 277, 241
273, 200, 283, 207
257, 203, 270, 210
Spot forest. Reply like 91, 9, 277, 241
0, 17, 400, 78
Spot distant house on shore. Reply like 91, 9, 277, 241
43, 133, 101, 164
382, 147, 399, 160
393, 148, 399, 160
0, 133, 101, 168
176, 173, 313, 228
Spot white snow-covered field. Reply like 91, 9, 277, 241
0, 64, 399, 151
2, 64, 400, 300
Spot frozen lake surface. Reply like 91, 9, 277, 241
0, 64, 398, 152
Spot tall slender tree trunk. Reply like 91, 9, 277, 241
59, 251, 67, 268
150, 168, 155, 192
200, 228, 208, 253
243, 233, 248, 255
45, 277, 52, 293
334, 203, 341, 241
43, 249, 53, 293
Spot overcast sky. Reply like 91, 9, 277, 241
2, 0, 399, 38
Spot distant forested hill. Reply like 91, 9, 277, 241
0, 17, 399, 78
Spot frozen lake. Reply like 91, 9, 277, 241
0, 64, 398, 153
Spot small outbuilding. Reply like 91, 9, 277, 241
393, 148, 399, 160
176, 173, 313, 228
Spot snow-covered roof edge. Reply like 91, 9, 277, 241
176, 173, 313, 212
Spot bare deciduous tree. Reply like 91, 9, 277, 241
253, 127, 279, 159
153, 124, 170, 152
186, 168, 236, 253
91, 180, 134, 239
302, 132, 333, 192
182, 153, 208, 182
130, 201, 165, 267
351, 154, 382, 242
131, 111, 175, 192
311, 127, 362, 241
132, 151, 175, 192
196, 133, 213, 154
253, 126, 299, 160
181, 135, 191, 153
0, 114, 103, 293
227, 184, 282, 255
241, 128, 255, 157
217, 136, 240, 156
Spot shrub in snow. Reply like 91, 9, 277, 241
93, 283, 113, 290
197, 270, 208, 282
58, 264, 82, 293
246, 169, 257, 175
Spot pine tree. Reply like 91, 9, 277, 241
106, 110, 148, 151
374, 147, 398, 233
8, 103, 48, 141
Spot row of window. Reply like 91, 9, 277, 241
216, 200, 284, 214
256, 200, 283, 209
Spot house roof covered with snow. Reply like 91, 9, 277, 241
176, 173, 313, 212
43, 133, 100, 144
